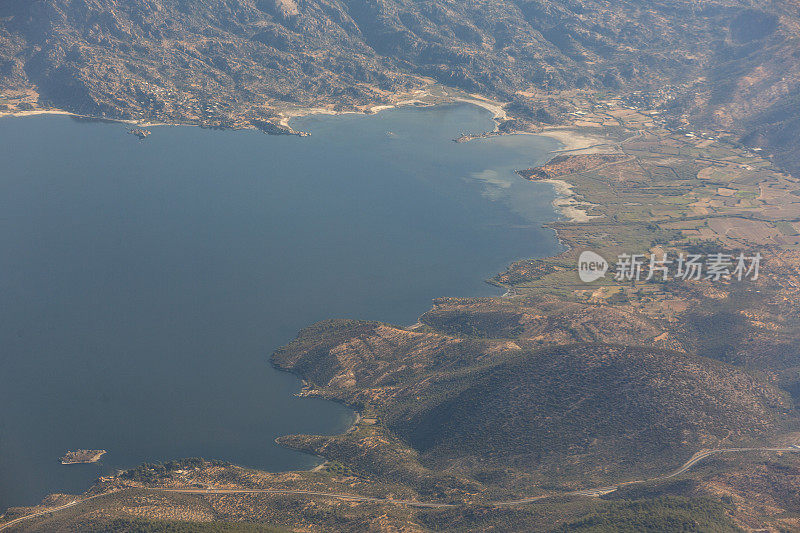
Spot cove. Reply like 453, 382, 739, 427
0, 103, 561, 509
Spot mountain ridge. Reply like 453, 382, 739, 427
3, 0, 800, 175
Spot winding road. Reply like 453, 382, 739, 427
0, 492, 113, 532
3, 445, 800, 531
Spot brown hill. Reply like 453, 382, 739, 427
274, 319, 796, 483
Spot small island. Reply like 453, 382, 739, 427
60, 449, 107, 465
128, 127, 151, 139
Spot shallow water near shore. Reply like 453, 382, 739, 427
0, 103, 561, 509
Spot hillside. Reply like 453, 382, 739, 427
2, 0, 800, 174
395, 344, 790, 474
273, 319, 796, 485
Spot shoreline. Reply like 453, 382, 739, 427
0, 108, 74, 119
277, 97, 507, 133
537, 127, 615, 154
4, 76, 798, 529
0, 95, 601, 161
0, 84, 514, 138
0, 97, 670, 528
0, 107, 194, 129
0, 96, 597, 495
540, 178, 603, 223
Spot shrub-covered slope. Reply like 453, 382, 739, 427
274, 317, 796, 481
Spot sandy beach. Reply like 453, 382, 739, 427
0, 108, 74, 120
537, 127, 615, 154
541, 178, 602, 223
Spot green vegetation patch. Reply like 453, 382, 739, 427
555, 496, 741, 532
82, 518, 286, 533
121, 458, 229, 483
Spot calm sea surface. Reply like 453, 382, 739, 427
0, 104, 561, 508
